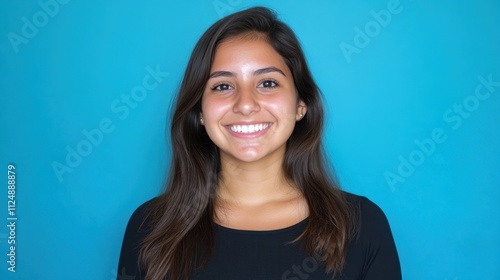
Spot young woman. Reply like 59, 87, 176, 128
118, 7, 401, 280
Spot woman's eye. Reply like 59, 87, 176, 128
258, 80, 278, 88
212, 83, 233, 91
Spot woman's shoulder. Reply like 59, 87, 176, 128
128, 196, 158, 224
340, 191, 402, 278
118, 197, 160, 279
343, 191, 387, 218
342, 191, 394, 238
122, 196, 161, 239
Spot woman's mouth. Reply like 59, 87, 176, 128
227, 123, 272, 135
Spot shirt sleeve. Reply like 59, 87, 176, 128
358, 196, 402, 280
116, 199, 154, 280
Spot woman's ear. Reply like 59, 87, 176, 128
296, 100, 307, 121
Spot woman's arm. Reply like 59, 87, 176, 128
358, 196, 402, 279
116, 199, 154, 280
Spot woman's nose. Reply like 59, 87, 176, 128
233, 87, 260, 115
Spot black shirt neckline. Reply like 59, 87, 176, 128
214, 217, 309, 235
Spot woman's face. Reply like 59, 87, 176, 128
201, 35, 306, 165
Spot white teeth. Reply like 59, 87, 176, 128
230, 123, 269, 134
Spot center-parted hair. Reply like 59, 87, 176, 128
139, 7, 357, 280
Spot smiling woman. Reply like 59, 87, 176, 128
117, 6, 401, 280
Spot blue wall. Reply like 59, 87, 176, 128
1, 0, 499, 279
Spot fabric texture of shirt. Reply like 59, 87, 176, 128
117, 192, 401, 280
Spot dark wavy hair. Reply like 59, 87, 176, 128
139, 6, 357, 280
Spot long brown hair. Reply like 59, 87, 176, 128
139, 6, 357, 280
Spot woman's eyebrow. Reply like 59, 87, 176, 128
253, 66, 286, 77
208, 66, 287, 79
209, 71, 234, 79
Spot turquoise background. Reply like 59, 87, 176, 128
1, 0, 499, 279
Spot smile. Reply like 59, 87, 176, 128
229, 123, 270, 134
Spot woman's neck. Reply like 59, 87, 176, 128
216, 151, 296, 205
214, 152, 308, 230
